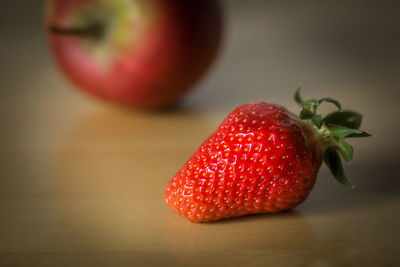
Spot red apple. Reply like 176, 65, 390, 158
46, 0, 223, 109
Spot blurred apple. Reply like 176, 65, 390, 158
46, 0, 223, 109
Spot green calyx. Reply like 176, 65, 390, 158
294, 87, 372, 188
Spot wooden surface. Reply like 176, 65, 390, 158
1, 1, 400, 266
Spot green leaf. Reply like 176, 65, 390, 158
294, 87, 303, 106
300, 108, 315, 120
335, 141, 354, 163
324, 111, 363, 129
323, 148, 354, 188
325, 124, 367, 139
346, 131, 372, 138
312, 114, 322, 128
318, 97, 342, 111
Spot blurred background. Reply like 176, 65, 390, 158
0, 0, 399, 266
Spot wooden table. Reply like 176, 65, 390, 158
1, 1, 399, 266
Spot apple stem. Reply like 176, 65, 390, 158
49, 23, 104, 39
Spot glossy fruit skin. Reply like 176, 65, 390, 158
164, 102, 323, 222
47, 0, 222, 109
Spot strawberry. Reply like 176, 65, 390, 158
164, 89, 371, 222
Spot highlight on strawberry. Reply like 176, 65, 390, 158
164, 89, 371, 222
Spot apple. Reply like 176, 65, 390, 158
46, 0, 223, 109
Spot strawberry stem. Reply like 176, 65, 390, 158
294, 88, 371, 188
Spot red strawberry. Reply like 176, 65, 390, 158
164, 89, 370, 222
